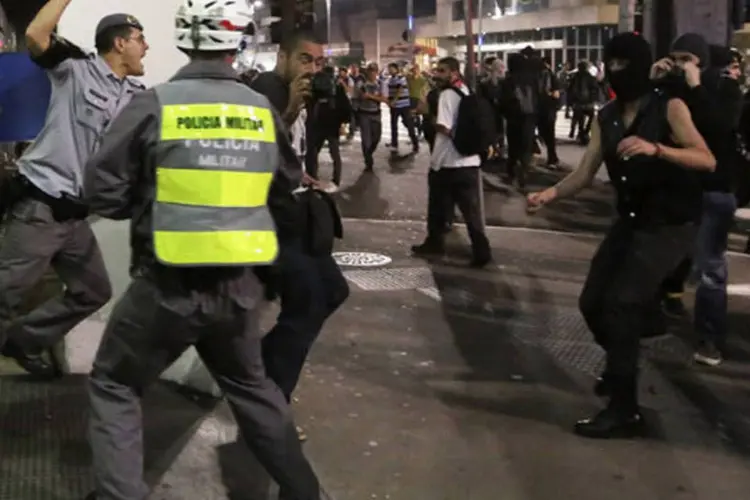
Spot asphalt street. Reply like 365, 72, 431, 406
3, 111, 750, 499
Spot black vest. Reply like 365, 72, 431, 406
598, 90, 702, 226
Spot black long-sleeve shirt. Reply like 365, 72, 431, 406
684, 77, 743, 192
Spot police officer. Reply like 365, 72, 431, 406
0, 0, 148, 377
82, 1, 321, 499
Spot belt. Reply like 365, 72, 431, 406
20, 176, 89, 222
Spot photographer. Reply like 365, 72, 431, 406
249, 34, 350, 432
653, 36, 743, 366
305, 65, 351, 192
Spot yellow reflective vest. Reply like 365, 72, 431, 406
152, 80, 279, 266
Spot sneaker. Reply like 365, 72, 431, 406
694, 341, 722, 366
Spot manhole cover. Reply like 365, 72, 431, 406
333, 252, 392, 267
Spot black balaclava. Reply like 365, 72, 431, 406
671, 33, 710, 67
604, 32, 654, 103
507, 53, 524, 74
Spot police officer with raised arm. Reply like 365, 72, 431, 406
82, 1, 321, 499
0, 0, 148, 377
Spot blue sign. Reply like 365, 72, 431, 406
0, 53, 51, 142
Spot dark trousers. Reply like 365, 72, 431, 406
426, 167, 491, 260
409, 97, 422, 134
579, 220, 696, 386
389, 106, 418, 149
661, 257, 692, 296
0, 198, 112, 353
89, 274, 320, 500
506, 114, 537, 182
694, 191, 737, 346
537, 108, 559, 164
358, 113, 382, 169
571, 106, 594, 141
262, 244, 350, 401
305, 127, 342, 185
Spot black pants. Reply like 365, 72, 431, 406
571, 106, 594, 141
579, 221, 696, 383
537, 108, 559, 164
506, 114, 537, 182
389, 106, 418, 149
410, 97, 422, 134
661, 257, 692, 296
305, 127, 342, 184
358, 113, 382, 169
262, 243, 350, 401
426, 167, 491, 260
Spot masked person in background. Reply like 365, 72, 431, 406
501, 53, 538, 189
656, 39, 743, 366
527, 33, 715, 439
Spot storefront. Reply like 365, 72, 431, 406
454, 23, 618, 69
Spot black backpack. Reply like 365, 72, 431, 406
449, 87, 497, 156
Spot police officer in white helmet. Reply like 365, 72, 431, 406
82, 0, 321, 498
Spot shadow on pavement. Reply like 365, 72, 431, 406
216, 439, 273, 500
420, 245, 592, 432
335, 171, 388, 219
0, 375, 217, 499
650, 306, 750, 459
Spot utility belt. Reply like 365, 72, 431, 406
1, 173, 89, 222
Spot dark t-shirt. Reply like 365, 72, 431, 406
246, 71, 301, 242
251, 71, 290, 115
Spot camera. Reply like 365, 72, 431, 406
306, 69, 337, 101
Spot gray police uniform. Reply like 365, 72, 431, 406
84, 60, 320, 500
0, 34, 143, 362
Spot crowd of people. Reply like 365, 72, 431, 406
2, 0, 750, 496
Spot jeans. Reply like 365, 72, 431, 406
694, 191, 737, 346
358, 113, 382, 169
389, 106, 418, 149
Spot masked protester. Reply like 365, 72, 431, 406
526, 33, 715, 439
501, 53, 539, 189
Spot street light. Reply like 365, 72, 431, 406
326, 0, 332, 56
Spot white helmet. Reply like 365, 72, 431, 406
175, 0, 254, 52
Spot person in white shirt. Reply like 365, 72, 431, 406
411, 57, 492, 268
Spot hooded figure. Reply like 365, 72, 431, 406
603, 31, 654, 103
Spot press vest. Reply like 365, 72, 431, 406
598, 90, 702, 226
153, 80, 279, 266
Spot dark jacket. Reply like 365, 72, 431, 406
83, 60, 302, 276
568, 71, 599, 109
684, 74, 743, 192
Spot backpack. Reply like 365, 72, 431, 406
574, 75, 592, 103
449, 87, 497, 156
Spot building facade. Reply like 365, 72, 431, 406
416, 0, 621, 69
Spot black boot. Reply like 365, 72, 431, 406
593, 372, 613, 398
575, 375, 645, 439
411, 239, 445, 257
